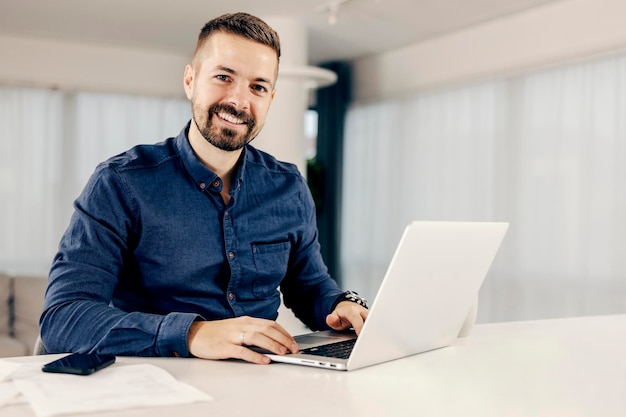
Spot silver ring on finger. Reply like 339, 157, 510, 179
240, 331, 246, 345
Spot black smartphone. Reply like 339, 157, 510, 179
42, 353, 116, 375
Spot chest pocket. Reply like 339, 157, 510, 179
252, 241, 291, 297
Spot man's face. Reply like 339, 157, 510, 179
184, 31, 277, 152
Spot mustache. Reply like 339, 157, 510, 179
208, 103, 254, 125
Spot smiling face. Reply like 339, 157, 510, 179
184, 31, 278, 152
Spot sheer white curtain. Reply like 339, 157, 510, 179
0, 87, 64, 272
69, 92, 190, 204
341, 83, 507, 301
0, 87, 189, 274
492, 56, 626, 321
342, 54, 626, 322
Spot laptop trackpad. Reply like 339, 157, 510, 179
250, 331, 356, 353
294, 331, 356, 348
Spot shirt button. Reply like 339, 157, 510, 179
228, 293, 234, 301
228, 251, 235, 259
224, 211, 229, 218
172, 351, 180, 357
199, 183, 206, 189
212, 179, 220, 187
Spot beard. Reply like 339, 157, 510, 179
191, 102, 258, 152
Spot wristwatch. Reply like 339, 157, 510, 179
339, 290, 368, 309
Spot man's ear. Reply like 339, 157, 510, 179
183, 64, 194, 100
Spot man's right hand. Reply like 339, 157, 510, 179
187, 316, 299, 364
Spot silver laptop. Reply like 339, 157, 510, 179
267, 221, 509, 371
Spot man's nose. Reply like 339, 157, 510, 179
226, 82, 250, 110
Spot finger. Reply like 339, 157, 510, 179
265, 323, 300, 353
326, 304, 368, 335
263, 320, 297, 345
231, 345, 272, 365
243, 321, 299, 354
350, 307, 369, 335
241, 330, 288, 354
350, 312, 366, 335
326, 312, 350, 331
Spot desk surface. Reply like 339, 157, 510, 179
2, 314, 626, 417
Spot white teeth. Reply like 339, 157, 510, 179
218, 112, 244, 124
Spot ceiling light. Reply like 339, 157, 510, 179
318, 0, 353, 26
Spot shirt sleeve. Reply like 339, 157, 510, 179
40, 163, 200, 357
279, 176, 344, 330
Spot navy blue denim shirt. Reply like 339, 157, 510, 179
41, 123, 344, 357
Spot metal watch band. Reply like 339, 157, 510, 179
343, 290, 368, 309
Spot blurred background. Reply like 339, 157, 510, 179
1, 0, 625, 324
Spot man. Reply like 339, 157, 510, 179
40, 12, 368, 365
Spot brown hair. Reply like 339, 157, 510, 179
193, 12, 281, 63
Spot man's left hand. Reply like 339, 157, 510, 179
325, 301, 368, 335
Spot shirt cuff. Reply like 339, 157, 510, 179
156, 312, 203, 357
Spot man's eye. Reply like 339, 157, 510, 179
216, 74, 229, 81
252, 85, 267, 93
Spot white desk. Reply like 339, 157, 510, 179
2, 314, 625, 417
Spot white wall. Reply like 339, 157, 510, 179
0, 27, 318, 175
5, 0, 624, 102
0, 34, 188, 98
352, 0, 626, 101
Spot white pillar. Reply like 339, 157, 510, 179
254, 18, 336, 175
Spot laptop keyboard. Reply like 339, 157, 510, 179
300, 338, 356, 359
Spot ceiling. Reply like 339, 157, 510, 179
0, 0, 560, 65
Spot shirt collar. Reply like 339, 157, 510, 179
174, 121, 246, 193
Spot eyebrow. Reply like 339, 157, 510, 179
216, 66, 274, 89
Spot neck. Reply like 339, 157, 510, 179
188, 124, 242, 202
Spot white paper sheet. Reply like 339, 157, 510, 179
0, 380, 23, 408
5, 361, 212, 417
0, 360, 21, 382
0, 360, 30, 409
